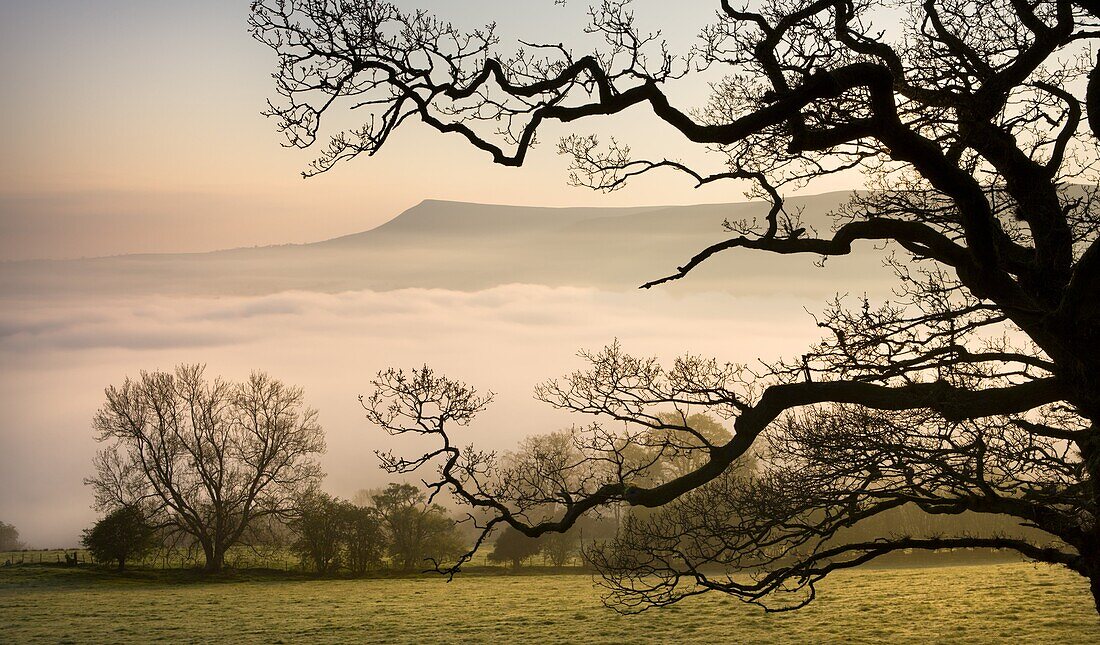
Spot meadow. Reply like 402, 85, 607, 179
1, 562, 1097, 644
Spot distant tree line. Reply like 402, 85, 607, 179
78, 366, 1048, 577
290, 484, 464, 574
488, 517, 618, 570
79, 482, 470, 575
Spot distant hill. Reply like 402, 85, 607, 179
0, 191, 896, 297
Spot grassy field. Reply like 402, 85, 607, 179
1, 562, 1097, 643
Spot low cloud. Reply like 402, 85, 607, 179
1, 284, 813, 354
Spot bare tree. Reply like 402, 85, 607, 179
254, 1, 1100, 612
86, 365, 325, 573
621, 412, 745, 487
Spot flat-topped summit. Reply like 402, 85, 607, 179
322, 199, 662, 243
312, 191, 856, 246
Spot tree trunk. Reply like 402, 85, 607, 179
1088, 54, 1100, 144
1081, 427, 1100, 616
117, 558, 125, 572
1090, 572, 1100, 616
202, 543, 225, 573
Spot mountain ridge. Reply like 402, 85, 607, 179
3, 190, 861, 264
0, 191, 891, 298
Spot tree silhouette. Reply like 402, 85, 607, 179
539, 528, 583, 568
86, 365, 325, 573
370, 483, 465, 570
0, 520, 25, 552
253, 1, 1100, 612
82, 505, 156, 572
291, 492, 347, 574
488, 525, 543, 569
342, 501, 385, 575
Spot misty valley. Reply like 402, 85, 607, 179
4, 0, 1100, 643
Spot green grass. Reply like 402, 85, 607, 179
1, 562, 1096, 643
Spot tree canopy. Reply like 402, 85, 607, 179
0, 521, 24, 552
290, 492, 387, 574
370, 483, 465, 571
254, 0, 1100, 613
82, 505, 156, 571
488, 525, 543, 569
86, 365, 325, 572
291, 491, 348, 574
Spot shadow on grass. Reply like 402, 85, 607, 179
0, 548, 1024, 591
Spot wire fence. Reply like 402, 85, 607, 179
1, 549, 92, 566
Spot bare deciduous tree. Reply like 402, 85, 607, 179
87, 365, 325, 572
253, 0, 1100, 611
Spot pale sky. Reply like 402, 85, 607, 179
0, 0, 862, 260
